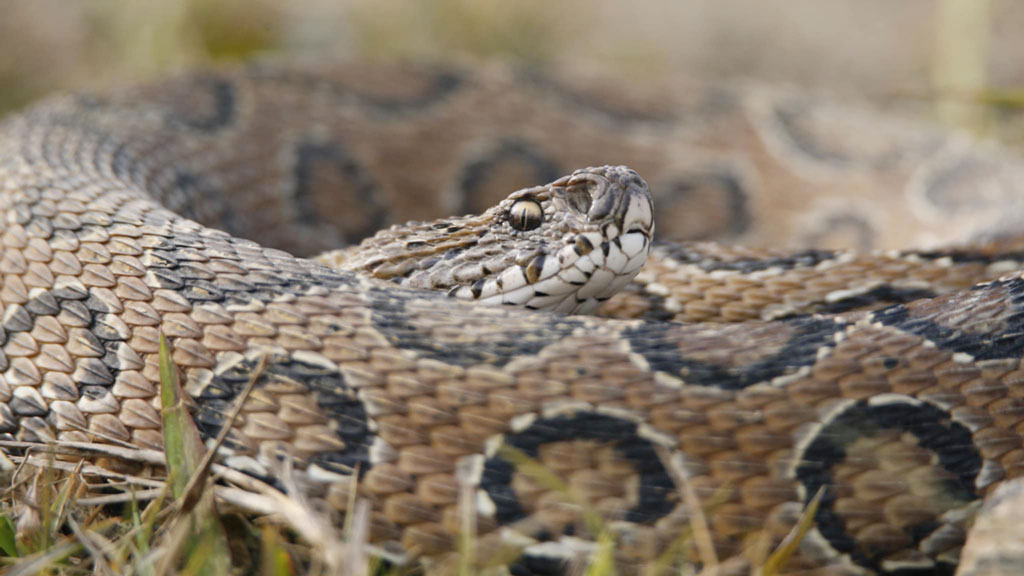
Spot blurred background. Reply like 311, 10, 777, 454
0, 0, 1019, 138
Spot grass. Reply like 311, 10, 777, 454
0, 335, 822, 575
156, 331, 232, 575
0, 336, 335, 575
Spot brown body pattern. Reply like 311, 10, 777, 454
3, 60, 1024, 575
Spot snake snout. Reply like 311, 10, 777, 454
569, 166, 654, 239
621, 184, 655, 237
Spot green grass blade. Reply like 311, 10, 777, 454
0, 515, 18, 557
260, 526, 294, 576
159, 333, 205, 499
584, 529, 617, 576
158, 333, 232, 576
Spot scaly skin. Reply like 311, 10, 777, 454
4, 60, 1024, 575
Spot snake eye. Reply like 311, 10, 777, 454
508, 199, 543, 231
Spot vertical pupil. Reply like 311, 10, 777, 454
510, 201, 541, 230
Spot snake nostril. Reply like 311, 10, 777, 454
564, 186, 593, 215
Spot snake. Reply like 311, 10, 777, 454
4, 58, 1024, 575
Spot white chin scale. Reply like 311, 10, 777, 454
471, 230, 650, 314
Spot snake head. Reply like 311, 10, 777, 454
330, 165, 654, 314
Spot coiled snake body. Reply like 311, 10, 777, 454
4, 59, 1024, 575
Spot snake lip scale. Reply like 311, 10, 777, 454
4, 59, 1024, 575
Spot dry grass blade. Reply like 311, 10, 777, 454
457, 472, 477, 576
498, 446, 606, 538
655, 446, 718, 569
345, 499, 371, 576
2, 539, 83, 576
75, 489, 165, 507
760, 487, 824, 576
49, 463, 84, 539
496, 446, 628, 576
65, 516, 115, 576
179, 351, 265, 511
